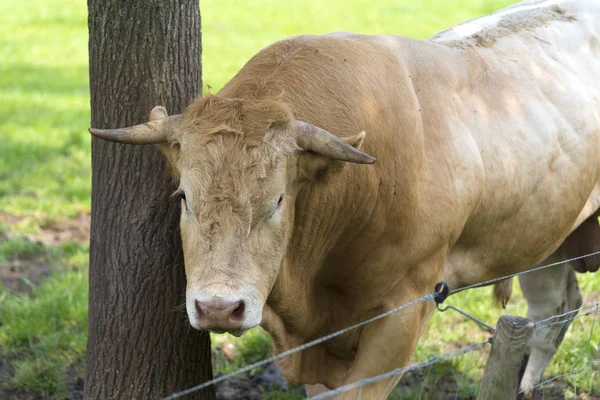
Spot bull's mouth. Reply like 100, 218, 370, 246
206, 327, 247, 337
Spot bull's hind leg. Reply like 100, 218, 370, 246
518, 252, 582, 391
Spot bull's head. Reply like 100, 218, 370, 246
90, 96, 375, 336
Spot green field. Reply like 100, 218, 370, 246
1, 0, 599, 398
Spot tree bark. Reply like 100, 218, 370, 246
86, 1, 214, 399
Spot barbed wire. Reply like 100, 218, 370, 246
451, 250, 600, 294
306, 339, 491, 400
518, 298, 599, 396
535, 302, 600, 330
534, 301, 600, 327
311, 301, 600, 399
162, 293, 437, 399
161, 249, 600, 400
520, 360, 600, 393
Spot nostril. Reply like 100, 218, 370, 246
193, 298, 245, 329
230, 301, 245, 321
195, 300, 205, 317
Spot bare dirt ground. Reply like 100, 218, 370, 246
0, 259, 52, 294
0, 213, 89, 293
0, 212, 90, 247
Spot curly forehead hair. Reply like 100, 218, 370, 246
176, 96, 298, 236
182, 95, 294, 140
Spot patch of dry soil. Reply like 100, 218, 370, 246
0, 213, 90, 246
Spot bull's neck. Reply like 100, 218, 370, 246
300, 171, 374, 261
267, 165, 378, 329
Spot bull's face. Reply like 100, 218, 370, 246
176, 129, 293, 335
89, 96, 374, 335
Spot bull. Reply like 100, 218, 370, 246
90, 0, 600, 397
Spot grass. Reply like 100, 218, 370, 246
1, 0, 599, 398
0, 237, 47, 263
0, 0, 90, 228
0, 270, 88, 398
212, 327, 274, 375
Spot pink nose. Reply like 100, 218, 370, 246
195, 298, 245, 331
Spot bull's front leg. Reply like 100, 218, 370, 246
331, 255, 443, 399
334, 301, 435, 399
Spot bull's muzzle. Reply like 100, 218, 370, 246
194, 297, 245, 331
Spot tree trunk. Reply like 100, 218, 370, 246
85, 1, 214, 399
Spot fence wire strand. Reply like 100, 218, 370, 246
313, 302, 600, 399
520, 300, 599, 397
306, 340, 491, 400
451, 250, 600, 294
521, 360, 600, 394
534, 302, 600, 327
162, 293, 436, 399
535, 302, 600, 330
161, 250, 600, 400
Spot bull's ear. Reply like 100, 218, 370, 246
342, 130, 366, 151
150, 105, 169, 121
150, 107, 182, 179
295, 121, 375, 180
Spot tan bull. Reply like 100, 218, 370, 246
90, 0, 600, 398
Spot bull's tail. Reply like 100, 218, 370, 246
493, 278, 513, 309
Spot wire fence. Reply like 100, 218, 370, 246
534, 302, 600, 330
162, 250, 600, 400
306, 340, 492, 400
307, 300, 600, 400
521, 299, 600, 396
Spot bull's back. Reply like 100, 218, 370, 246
219, 3, 600, 287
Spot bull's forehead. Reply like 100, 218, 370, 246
179, 132, 285, 232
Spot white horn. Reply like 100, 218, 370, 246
89, 107, 183, 145
295, 121, 375, 164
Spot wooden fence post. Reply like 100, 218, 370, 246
477, 315, 534, 400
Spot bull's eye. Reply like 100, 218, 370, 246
178, 190, 188, 212
270, 194, 284, 217
265, 194, 284, 221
